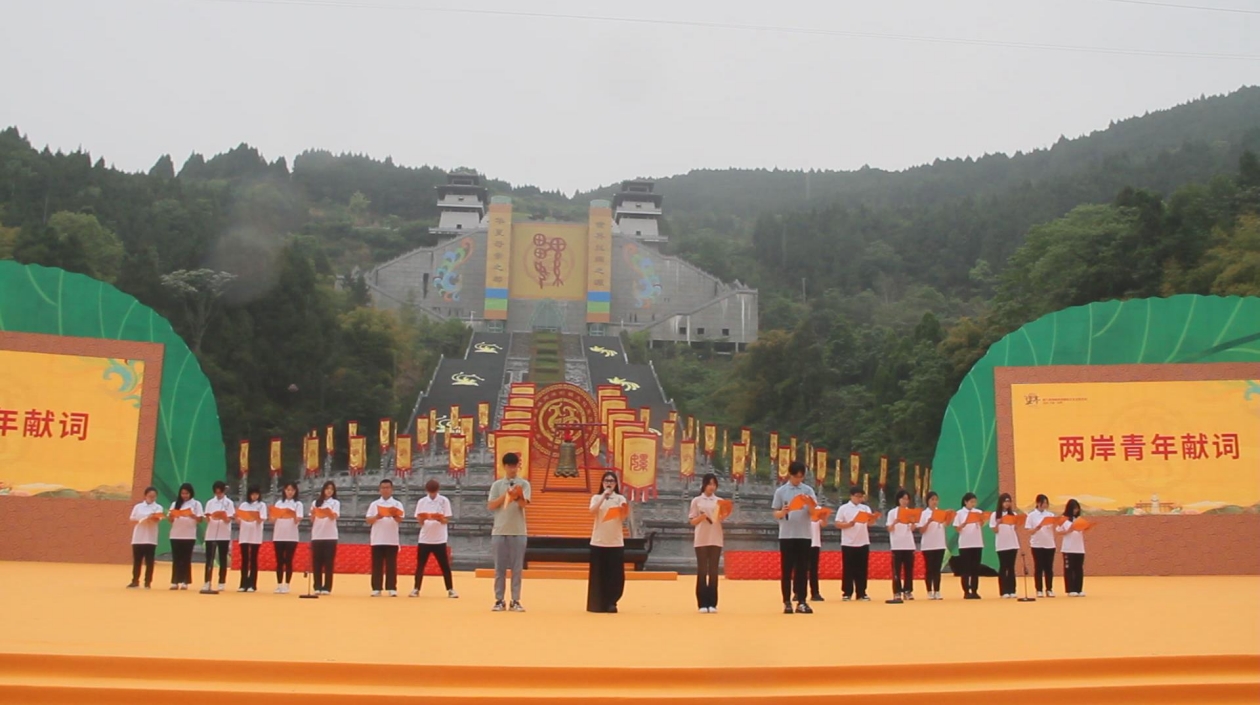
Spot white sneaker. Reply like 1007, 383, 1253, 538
237, 587, 247, 593
1077, 592, 1086, 597
1047, 590, 1056, 598
274, 586, 285, 594
370, 590, 381, 597
179, 583, 188, 590
202, 583, 212, 592
709, 607, 717, 613
448, 589, 459, 599
246, 587, 255, 593
409, 589, 420, 598
388, 590, 398, 597
699, 607, 708, 614
1068, 592, 1079, 597
217, 584, 226, 592
1036, 591, 1044, 598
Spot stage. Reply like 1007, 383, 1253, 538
0, 562, 1256, 703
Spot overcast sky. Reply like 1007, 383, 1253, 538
2, 0, 1257, 194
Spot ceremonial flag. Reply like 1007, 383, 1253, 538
777, 446, 791, 481
325, 425, 334, 455
349, 436, 366, 475
849, 453, 860, 485
731, 442, 747, 482
769, 432, 779, 461
621, 432, 659, 501
478, 402, 490, 431
269, 438, 282, 477
880, 455, 889, 489
238, 440, 249, 479
348, 420, 359, 439
815, 448, 828, 487
379, 418, 391, 451
680, 439, 696, 479
448, 434, 466, 475
304, 435, 320, 477
396, 435, 412, 475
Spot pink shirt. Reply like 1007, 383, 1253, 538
688, 494, 725, 548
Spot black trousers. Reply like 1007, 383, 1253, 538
239, 543, 261, 590
958, 547, 982, 595
778, 539, 810, 603
841, 545, 870, 598
415, 543, 454, 591
131, 544, 155, 585
1032, 547, 1056, 592
922, 549, 945, 592
892, 549, 915, 595
311, 540, 337, 592
169, 539, 195, 585
808, 546, 822, 597
203, 540, 229, 585
1064, 553, 1086, 594
371, 545, 399, 591
695, 545, 721, 608
274, 541, 297, 584
587, 545, 626, 612
997, 549, 1017, 595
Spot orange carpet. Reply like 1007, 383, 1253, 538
0, 562, 1256, 703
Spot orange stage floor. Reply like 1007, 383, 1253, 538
0, 562, 1256, 703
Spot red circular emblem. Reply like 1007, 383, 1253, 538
532, 383, 600, 459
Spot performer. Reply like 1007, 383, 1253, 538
687, 473, 724, 613
167, 482, 202, 590
1025, 494, 1058, 597
808, 505, 826, 602
310, 480, 340, 595
989, 492, 1020, 598
954, 492, 984, 599
1057, 499, 1087, 597
771, 461, 816, 614
411, 479, 458, 599
127, 486, 162, 589
886, 489, 916, 601
272, 481, 304, 594
202, 480, 235, 592
916, 491, 946, 600
236, 486, 268, 592
834, 487, 874, 602
587, 471, 628, 613
366, 479, 404, 597
487, 452, 531, 612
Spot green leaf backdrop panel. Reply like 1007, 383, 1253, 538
0, 261, 225, 553
931, 295, 1260, 567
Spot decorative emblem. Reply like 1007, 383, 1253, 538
451, 372, 484, 387
608, 377, 640, 392
589, 346, 618, 358
473, 342, 502, 354
532, 383, 600, 459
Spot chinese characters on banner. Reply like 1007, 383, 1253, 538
1058, 433, 1241, 462
661, 420, 676, 457
448, 434, 467, 475
680, 439, 696, 479
731, 442, 747, 482
621, 432, 658, 500
484, 200, 511, 320
379, 418, 391, 452
0, 409, 91, 440
348, 436, 366, 475
238, 440, 250, 478
304, 436, 320, 477
777, 446, 791, 481
325, 425, 334, 455
396, 435, 412, 476
478, 402, 490, 431
269, 438, 282, 477
815, 448, 829, 487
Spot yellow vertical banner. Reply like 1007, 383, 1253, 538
731, 443, 747, 481
924, 467, 931, 494
769, 432, 779, 461
461, 416, 474, 448
662, 421, 676, 456
805, 442, 813, 468
449, 434, 466, 474
492, 432, 530, 480
914, 464, 922, 495
722, 428, 729, 461
348, 420, 359, 439
790, 436, 798, 462
427, 410, 437, 439
586, 201, 613, 323
417, 416, 430, 448
849, 453, 861, 485
379, 418, 391, 450
304, 435, 320, 477
488, 432, 496, 450
449, 406, 460, 430
898, 458, 906, 490
638, 406, 651, 429
749, 442, 757, 477
777, 446, 791, 481
601, 397, 628, 439
680, 439, 696, 479
269, 437, 282, 477
741, 427, 751, 449
484, 199, 512, 320
703, 423, 716, 457
833, 458, 843, 489
815, 448, 829, 486
879, 455, 889, 488
686, 416, 695, 441
396, 435, 412, 474
606, 408, 636, 449
478, 402, 490, 430
324, 425, 334, 456
349, 436, 366, 475
613, 419, 644, 471
621, 432, 658, 500
238, 440, 250, 478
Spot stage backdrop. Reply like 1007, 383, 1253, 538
0, 262, 224, 563
932, 295, 1260, 575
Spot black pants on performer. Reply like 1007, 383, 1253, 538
958, 547, 982, 595
371, 545, 399, 592
587, 545, 626, 612
1063, 553, 1086, 594
311, 540, 337, 592
922, 549, 945, 593
169, 539, 195, 585
808, 546, 822, 598
239, 543, 261, 590
779, 539, 810, 604
203, 540, 229, 585
841, 545, 870, 598
1032, 547, 1056, 593
274, 541, 297, 584
997, 549, 1017, 595
695, 545, 721, 609
415, 543, 454, 591
892, 549, 915, 595
131, 544, 155, 586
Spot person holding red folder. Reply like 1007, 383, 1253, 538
1024, 494, 1058, 597
988, 492, 1020, 598
885, 489, 916, 601
411, 479, 458, 599
236, 486, 267, 592
167, 482, 203, 590
271, 481, 304, 594
202, 480, 235, 593
310, 480, 340, 595
366, 479, 405, 597
916, 491, 947, 600
953, 492, 984, 599
771, 461, 817, 614
1056, 499, 1088, 596
688, 473, 725, 613
127, 486, 162, 589
834, 487, 875, 601
587, 471, 628, 613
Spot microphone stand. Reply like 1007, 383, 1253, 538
1017, 552, 1036, 603
300, 543, 318, 599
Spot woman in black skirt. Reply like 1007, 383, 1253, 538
587, 471, 628, 613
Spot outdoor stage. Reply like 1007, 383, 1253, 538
0, 562, 1256, 704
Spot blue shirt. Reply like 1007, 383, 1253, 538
771, 482, 817, 540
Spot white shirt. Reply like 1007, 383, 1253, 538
989, 511, 1021, 551
129, 501, 163, 545
203, 496, 235, 541
168, 499, 204, 540
367, 497, 405, 546
810, 519, 823, 548
414, 494, 453, 544
589, 493, 627, 548
1057, 518, 1086, 554
310, 497, 341, 541
237, 501, 268, 544
886, 506, 917, 551
954, 508, 984, 549
271, 499, 304, 542
688, 494, 725, 548
834, 501, 873, 547
917, 507, 947, 551
1025, 508, 1057, 549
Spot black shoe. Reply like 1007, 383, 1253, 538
126, 582, 139, 589
795, 602, 813, 614
783, 601, 794, 614
811, 594, 825, 602
607, 605, 618, 614
964, 592, 980, 600
858, 595, 871, 601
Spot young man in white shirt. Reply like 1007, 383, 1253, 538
771, 461, 817, 614
411, 479, 458, 598
834, 487, 874, 601
366, 479, 404, 597
202, 480, 235, 593
487, 452, 531, 612
1024, 493, 1058, 597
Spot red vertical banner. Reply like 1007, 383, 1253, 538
238, 440, 250, 478
349, 436, 366, 475
396, 435, 412, 477
269, 437, 282, 477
